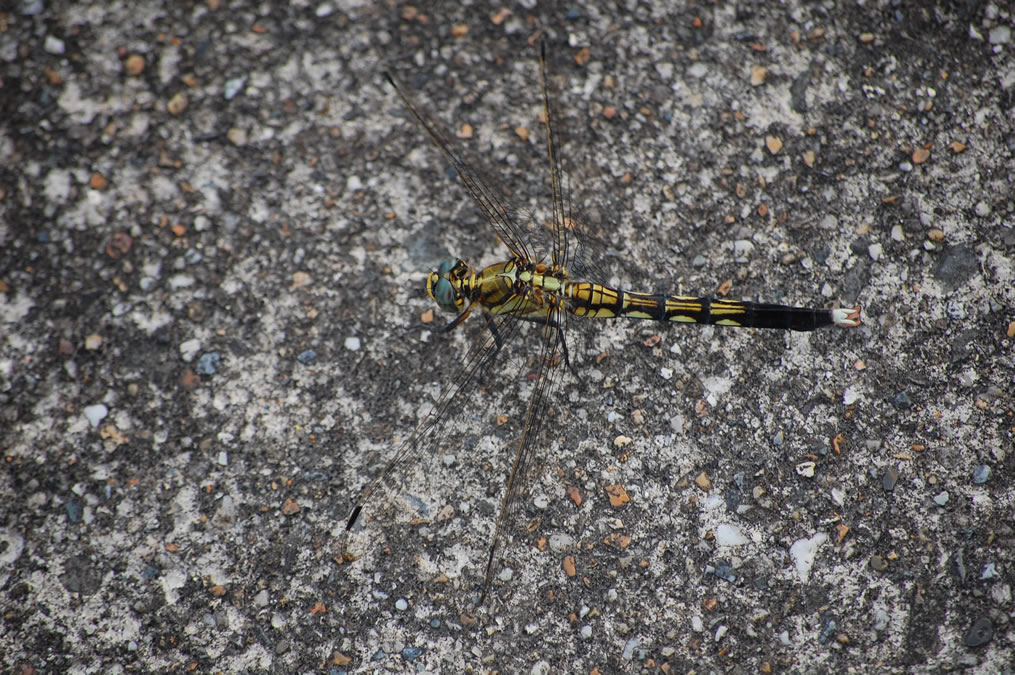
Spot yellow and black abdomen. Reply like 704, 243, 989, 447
565, 282, 859, 332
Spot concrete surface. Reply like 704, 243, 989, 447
1, 0, 1013, 672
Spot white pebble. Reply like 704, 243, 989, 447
795, 461, 816, 478
548, 533, 574, 552
179, 338, 202, 362
44, 35, 66, 54
687, 62, 708, 78
989, 25, 1011, 45
843, 386, 860, 405
789, 532, 828, 582
395, 597, 409, 611
83, 404, 108, 427
344, 336, 361, 351
169, 274, 195, 289
714, 523, 748, 546
733, 239, 755, 261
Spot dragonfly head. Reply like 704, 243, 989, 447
426, 257, 470, 313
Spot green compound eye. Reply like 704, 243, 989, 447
428, 258, 462, 312
431, 277, 458, 312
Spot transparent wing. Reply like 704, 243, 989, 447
384, 71, 538, 263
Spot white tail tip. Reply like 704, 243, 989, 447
832, 306, 862, 328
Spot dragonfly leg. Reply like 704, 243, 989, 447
511, 312, 584, 385
436, 302, 475, 334
553, 321, 584, 385
471, 312, 506, 385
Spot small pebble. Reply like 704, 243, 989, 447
713, 562, 736, 583
981, 562, 999, 580
883, 467, 900, 491
169, 274, 196, 290
196, 352, 221, 375
933, 491, 949, 506
44, 35, 66, 54
66, 496, 84, 523
224, 76, 247, 100
344, 336, 361, 351
179, 338, 201, 362
972, 465, 990, 484
733, 239, 755, 261
580, 625, 593, 639
297, 349, 317, 365
394, 598, 408, 611
892, 391, 912, 409
842, 386, 860, 405
795, 461, 816, 478
974, 201, 991, 217
530, 661, 550, 675
870, 554, 888, 572
963, 617, 993, 647
167, 91, 188, 116
988, 25, 1011, 45
124, 54, 145, 76
402, 647, 422, 661
818, 613, 837, 644
548, 533, 574, 552
714, 523, 748, 546
83, 404, 109, 427
227, 127, 248, 146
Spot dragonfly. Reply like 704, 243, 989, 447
344, 42, 861, 603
